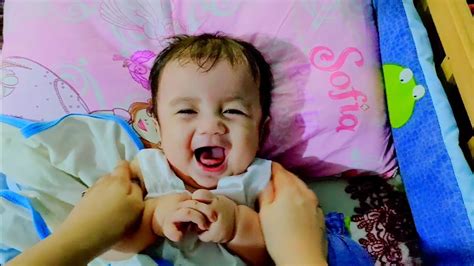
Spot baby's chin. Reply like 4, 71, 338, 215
188, 167, 247, 190
172, 162, 250, 190
190, 172, 230, 189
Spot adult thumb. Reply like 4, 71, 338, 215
258, 180, 275, 207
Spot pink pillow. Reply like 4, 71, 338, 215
2, 0, 396, 178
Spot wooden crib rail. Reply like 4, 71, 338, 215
427, 0, 473, 125
417, 0, 474, 161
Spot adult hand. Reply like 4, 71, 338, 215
259, 162, 327, 265
56, 160, 145, 254
8, 160, 145, 266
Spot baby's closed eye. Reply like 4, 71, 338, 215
177, 109, 197, 115
223, 109, 245, 115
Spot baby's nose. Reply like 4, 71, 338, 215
197, 117, 227, 135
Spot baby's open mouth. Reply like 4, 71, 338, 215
194, 146, 226, 168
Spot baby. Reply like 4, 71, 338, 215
104, 33, 274, 265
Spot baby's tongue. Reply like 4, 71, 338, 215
198, 147, 225, 166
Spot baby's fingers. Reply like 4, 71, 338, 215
172, 208, 209, 231
198, 228, 215, 243
179, 200, 217, 222
192, 189, 214, 203
198, 225, 228, 243
162, 219, 183, 242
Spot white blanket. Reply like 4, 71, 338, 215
0, 114, 155, 265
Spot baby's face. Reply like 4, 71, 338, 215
156, 59, 263, 189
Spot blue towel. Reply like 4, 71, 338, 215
326, 212, 373, 266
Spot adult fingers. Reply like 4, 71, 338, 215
109, 161, 132, 191
290, 176, 318, 205
271, 162, 314, 199
112, 160, 147, 194
89, 161, 132, 188
258, 179, 275, 207
270, 162, 296, 191
192, 189, 215, 203
129, 179, 145, 202
316, 206, 325, 225
291, 176, 319, 206
291, 174, 314, 196
93, 172, 111, 187
83, 173, 110, 196
130, 158, 146, 192
179, 200, 217, 222
259, 162, 296, 206
111, 160, 132, 180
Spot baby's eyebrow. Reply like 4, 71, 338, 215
169, 97, 200, 106
223, 96, 252, 107
223, 96, 246, 102
223, 96, 259, 112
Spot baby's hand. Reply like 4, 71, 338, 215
179, 189, 237, 243
162, 206, 210, 242
151, 192, 192, 237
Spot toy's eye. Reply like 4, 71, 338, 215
399, 68, 413, 84
412, 85, 425, 100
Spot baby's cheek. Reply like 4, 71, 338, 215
246, 129, 261, 155
233, 141, 259, 170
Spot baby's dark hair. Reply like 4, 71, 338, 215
148, 33, 273, 120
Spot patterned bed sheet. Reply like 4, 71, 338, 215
311, 176, 421, 265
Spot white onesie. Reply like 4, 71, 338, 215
136, 149, 272, 266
